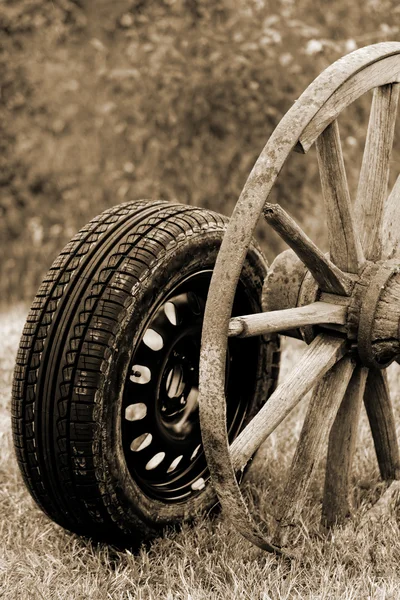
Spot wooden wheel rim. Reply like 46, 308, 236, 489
198, 42, 400, 554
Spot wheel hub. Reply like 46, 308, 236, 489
265, 250, 400, 369
352, 259, 400, 368
121, 270, 260, 502
159, 329, 200, 439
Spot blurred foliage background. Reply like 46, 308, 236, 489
1, 0, 400, 302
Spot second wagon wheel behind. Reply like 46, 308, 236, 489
198, 42, 400, 555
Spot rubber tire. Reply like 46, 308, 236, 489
12, 200, 280, 546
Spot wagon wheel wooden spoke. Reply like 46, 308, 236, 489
363, 369, 400, 481
315, 119, 364, 273
272, 356, 356, 547
229, 335, 347, 469
382, 175, 400, 260
228, 302, 348, 338
199, 334, 347, 553
263, 203, 353, 295
355, 84, 400, 261
321, 365, 368, 529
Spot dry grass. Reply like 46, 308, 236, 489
1, 307, 400, 599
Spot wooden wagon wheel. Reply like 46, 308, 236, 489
198, 42, 400, 555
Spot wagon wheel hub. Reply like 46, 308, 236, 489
263, 252, 400, 369
351, 259, 400, 368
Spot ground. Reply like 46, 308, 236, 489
1, 306, 400, 599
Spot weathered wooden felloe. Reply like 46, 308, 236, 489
199, 41, 400, 555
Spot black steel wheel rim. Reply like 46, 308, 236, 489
121, 270, 259, 503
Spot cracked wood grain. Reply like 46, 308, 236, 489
229, 335, 348, 470
363, 369, 400, 481
321, 366, 368, 529
382, 175, 400, 260
355, 83, 400, 261
228, 302, 347, 338
272, 356, 355, 547
263, 203, 353, 295
316, 119, 364, 273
